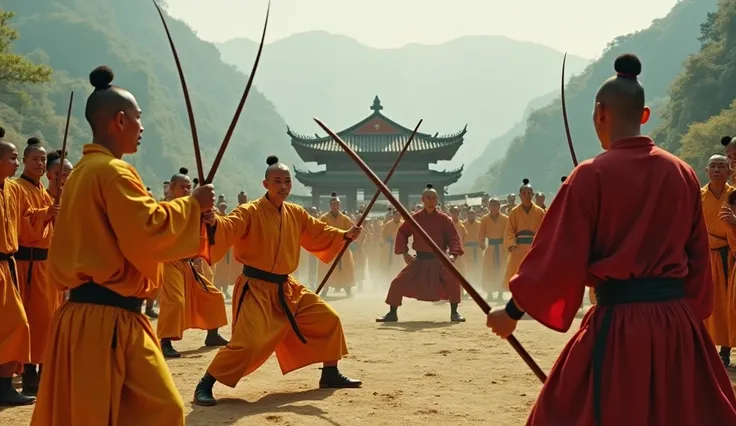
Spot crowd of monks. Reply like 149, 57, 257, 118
4, 53, 736, 425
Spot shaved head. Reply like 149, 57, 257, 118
85, 86, 138, 132
0, 140, 16, 156
709, 154, 728, 165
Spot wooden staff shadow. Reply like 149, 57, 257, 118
184, 388, 341, 426
377, 321, 458, 332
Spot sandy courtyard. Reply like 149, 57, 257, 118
2, 289, 736, 425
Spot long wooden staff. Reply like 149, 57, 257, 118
561, 52, 578, 167
315, 119, 423, 295
153, 0, 270, 245
54, 91, 74, 206
315, 118, 548, 384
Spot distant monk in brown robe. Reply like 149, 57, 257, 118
376, 183, 465, 323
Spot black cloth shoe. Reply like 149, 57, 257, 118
375, 311, 398, 323
161, 339, 181, 358
21, 365, 39, 395
319, 367, 362, 389
450, 311, 466, 322
204, 330, 228, 347
145, 308, 159, 319
193, 373, 217, 406
0, 378, 35, 406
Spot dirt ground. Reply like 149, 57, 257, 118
3, 287, 736, 425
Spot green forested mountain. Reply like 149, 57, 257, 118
1, 0, 294, 198
473, 0, 717, 194
217, 32, 590, 184
653, 0, 736, 176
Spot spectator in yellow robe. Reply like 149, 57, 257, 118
449, 205, 467, 275
502, 179, 545, 289
0, 129, 51, 406
379, 210, 403, 284
14, 137, 56, 395
192, 155, 362, 407
213, 202, 236, 299
701, 155, 736, 367
463, 208, 483, 286
478, 198, 507, 301
534, 192, 547, 211
30, 66, 215, 426
157, 167, 228, 358
318, 192, 356, 296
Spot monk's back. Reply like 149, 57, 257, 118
581, 136, 700, 280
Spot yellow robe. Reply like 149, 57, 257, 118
0, 179, 39, 375
206, 196, 348, 387
317, 212, 355, 290
15, 176, 57, 365
502, 204, 545, 289
157, 259, 228, 340
379, 219, 403, 282
31, 144, 205, 426
479, 212, 508, 293
452, 219, 468, 275
463, 218, 483, 284
702, 184, 736, 346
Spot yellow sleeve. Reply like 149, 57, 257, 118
211, 205, 252, 264
104, 173, 204, 268
15, 184, 51, 243
504, 210, 517, 248
478, 218, 488, 243
299, 207, 347, 264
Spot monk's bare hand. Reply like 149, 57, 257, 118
201, 210, 216, 226
193, 184, 216, 212
486, 308, 517, 339
508, 246, 517, 253
46, 204, 60, 220
719, 205, 736, 224
345, 225, 362, 240
449, 254, 456, 263
403, 253, 414, 265
479, 243, 487, 251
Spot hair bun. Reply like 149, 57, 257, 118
561, 176, 568, 183
146, 186, 151, 191
722, 136, 733, 147
179, 167, 188, 174
331, 192, 337, 197
614, 54, 642, 78
192, 178, 199, 185
426, 183, 433, 189
266, 155, 279, 166
522, 178, 530, 185
89, 66, 114, 90
27, 137, 41, 146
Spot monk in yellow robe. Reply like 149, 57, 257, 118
14, 137, 57, 396
318, 192, 356, 296
193, 155, 362, 407
31, 66, 216, 425
701, 155, 736, 367
213, 202, 237, 299
463, 208, 483, 286
45, 149, 73, 305
449, 206, 467, 276
501, 193, 516, 215
534, 192, 547, 211
502, 179, 545, 289
157, 167, 228, 358
379, 210, 403, 284
478, 198, 507, 301
0, 132, 50, 406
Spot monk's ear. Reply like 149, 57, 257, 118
640, 107, 651, 125
593, 102, 604, 124
262, 179, 268, 190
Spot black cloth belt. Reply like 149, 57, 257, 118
415, 251, 437, 260
591, 277, 685, 425
712, 246, 730, 288
0, 252, 18, 290
68, 282, 144, 314
16, 246, 48, 300
241, 265, 306, 344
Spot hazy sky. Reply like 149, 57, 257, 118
167, 0, 680, 58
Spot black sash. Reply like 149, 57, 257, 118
0, 252, 18, 290
68, 282, 144, 314
241, 265, 307, 344
187, 259, 209, 292
591, 278, 685, 425
415, 251, 437, 261
16, 246, 48, 299
712, 246, 730, 287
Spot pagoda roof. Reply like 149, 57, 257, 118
293, 166, 463, 187
288, 96, 466, 160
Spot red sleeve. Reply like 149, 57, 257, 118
394, 220, 412, 255
445, 215, 464, 256
683, 172, 713, 319
509, 165, 596, 332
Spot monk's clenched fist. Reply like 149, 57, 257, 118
193, 184, 215, 211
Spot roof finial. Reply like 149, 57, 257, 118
370, 95, 383, 113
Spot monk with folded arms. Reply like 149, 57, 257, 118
192, 155, 362, 407
30, 66, 216, 426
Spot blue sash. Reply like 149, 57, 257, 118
516, 230, 534, 245
487, 238, 503, 267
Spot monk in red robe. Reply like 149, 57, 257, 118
376, 183, 465, 323
486, 54, 736, 425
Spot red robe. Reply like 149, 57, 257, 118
385, 209, 463, 305
510, 136, 736, 425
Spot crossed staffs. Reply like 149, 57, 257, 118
152, 0, 271, 244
